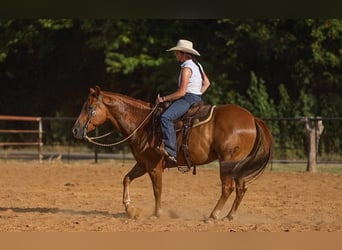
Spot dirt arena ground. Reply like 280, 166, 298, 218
0, 160, 341, 232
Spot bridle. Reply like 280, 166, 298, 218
83, 97, 159, 147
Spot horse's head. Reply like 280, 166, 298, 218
72, 86, 108, 139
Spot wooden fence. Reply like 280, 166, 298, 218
0, 115, 43, 162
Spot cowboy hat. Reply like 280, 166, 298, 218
167, 39, 200, 56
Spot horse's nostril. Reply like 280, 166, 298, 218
72, 127, 77, 136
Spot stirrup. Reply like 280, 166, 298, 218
166, 155, 177, 164
162, 157, 178, 169
156, 144, 177, 162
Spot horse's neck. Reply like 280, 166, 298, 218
105, 93, 151, 137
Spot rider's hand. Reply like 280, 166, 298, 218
155, 96, 164, 104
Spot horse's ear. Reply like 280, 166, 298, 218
90, 86, 101, 97
95, 85, 101, 95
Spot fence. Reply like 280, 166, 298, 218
264, 117, 342, 163
0, 115, 43, 162
0, 115, 341, 167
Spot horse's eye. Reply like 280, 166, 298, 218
91, 110, 96, 117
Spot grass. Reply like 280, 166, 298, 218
268, 163, 342, 174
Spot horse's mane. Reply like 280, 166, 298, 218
101, 91, 153, 110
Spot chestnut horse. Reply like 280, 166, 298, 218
72, 86, 273, 221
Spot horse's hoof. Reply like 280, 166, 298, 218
222, 215, 234, 221
149, 215, 159, 220
149, 210, 162, 220
126, 206, 141, 219
204, 217, 216, 224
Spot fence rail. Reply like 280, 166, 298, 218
0, 115, 43, 162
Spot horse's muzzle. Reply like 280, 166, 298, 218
72, 126, 83, 140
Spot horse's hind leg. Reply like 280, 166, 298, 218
122, 162, 147, 219
207, 170, 235, 221
224, 178, 247, 221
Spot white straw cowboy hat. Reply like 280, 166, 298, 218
167, 39, 200, 56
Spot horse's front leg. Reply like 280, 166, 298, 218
122, 162, 147, 219
148, 161, 164, 218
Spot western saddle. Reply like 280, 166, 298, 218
153, 101, 216, 174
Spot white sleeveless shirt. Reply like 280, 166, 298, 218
178, 59, 203, 95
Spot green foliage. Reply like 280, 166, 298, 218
297, 88, 315, 117
48, 111, 69, 145
105, 52, 164, 74
235, 71, 277, 118
277, 84, 293, 116
38, 19, 73, 30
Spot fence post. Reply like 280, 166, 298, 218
303, 117, 324, 172
38, 118, 43, 163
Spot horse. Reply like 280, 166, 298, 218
72, 85, 274, 221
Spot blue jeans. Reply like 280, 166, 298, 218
160, 93, 201, 157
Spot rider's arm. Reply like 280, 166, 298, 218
201, 71, 211, 94
158, 67, 191, 103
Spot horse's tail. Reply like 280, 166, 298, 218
234, 117, 274, 184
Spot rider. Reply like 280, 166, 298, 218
156, 39, 211, 164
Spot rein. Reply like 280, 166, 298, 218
83, 103, 159, 147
